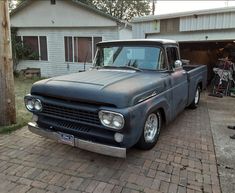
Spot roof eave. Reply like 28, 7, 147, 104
132, 6, 235, 23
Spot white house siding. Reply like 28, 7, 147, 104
16, 27, 119, 77
10, 0, 117, 28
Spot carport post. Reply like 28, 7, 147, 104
0, 0, 16, 126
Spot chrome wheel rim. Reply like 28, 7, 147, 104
144, 113, 159, 143
195, 88, 199, 104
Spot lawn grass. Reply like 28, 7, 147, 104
0, 77, 42, 134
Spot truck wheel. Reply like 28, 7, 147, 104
189, 85, 200, 109
137, 111, 161, 150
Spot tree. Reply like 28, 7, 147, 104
8, 0, 24, 11
80, 0, 151, 21
0, 0, 16, 126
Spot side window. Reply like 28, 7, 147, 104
166, 47, 179, 68
158, 50, 166, 70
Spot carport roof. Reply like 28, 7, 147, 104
132, 6, 235, 23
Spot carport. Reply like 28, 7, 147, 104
132, 6, 235, 82
180, 40, 235, 81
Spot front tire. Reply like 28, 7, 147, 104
137, 111, 162, 150
189, 85, 200, 109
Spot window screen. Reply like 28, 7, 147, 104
39, 36, 48, 61
65, 36, 101, 63
64, 36, 73, 62
23, 36, 39, 60
75, 37, 92, 63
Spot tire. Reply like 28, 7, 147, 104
136, 111, 162, 150
189, 85, 200, 109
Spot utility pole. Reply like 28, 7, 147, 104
152, 0, 156, 15
0, 0, 16, 126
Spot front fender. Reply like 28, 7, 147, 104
98, 92, 172, 149
124, 93, 171, 147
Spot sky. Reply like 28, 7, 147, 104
154, 0, 235, 15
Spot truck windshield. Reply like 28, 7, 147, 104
94, 46, 164, 71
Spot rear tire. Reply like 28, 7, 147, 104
136, 111, 162, 150
189, 85, 200, 109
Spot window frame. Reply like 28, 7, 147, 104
23, 36, 39, 60
39, 36, 48, 61
166, 46, 180, 69
157, 49, 168, 71
64, 36, 102, 63
74, 37, 92, 63
64, 36, 73, 62
94, 45, 167, 71
20, 35, 48, 61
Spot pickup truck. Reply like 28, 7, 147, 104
24, 39, 207, 158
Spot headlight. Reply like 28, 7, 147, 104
99, 110, 124, 130
34, 99, 42, 111
24, 97, 42, 112
25, 98, 34, 111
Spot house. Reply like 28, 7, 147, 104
132, 7, 235, 80
10, 0, 132, 77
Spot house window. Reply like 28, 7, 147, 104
39, 36, 48, 60
74, 37, 92, 63
22, 36, 48, 61
51, 0, 56, 5
64, 36, 102, 63
64, 37, 73, 62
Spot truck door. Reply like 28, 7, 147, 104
166, 46, 188, 117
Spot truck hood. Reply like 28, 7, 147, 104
31, 69, 167, 108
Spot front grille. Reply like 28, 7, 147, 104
39, 118, 91, 133
41, 103, 101, 125
38, 117, 117, 146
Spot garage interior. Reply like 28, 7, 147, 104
179, 40, 235, 82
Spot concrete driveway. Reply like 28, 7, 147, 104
0, 95, 222, 193
207, 95, 235, 193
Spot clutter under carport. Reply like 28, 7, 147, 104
209, 58, 235, 97
180, 41, 235, 97
180, 41, 235, 81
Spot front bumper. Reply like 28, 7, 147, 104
28, 122, 126, 158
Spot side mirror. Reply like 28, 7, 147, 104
174, 60, 182, 68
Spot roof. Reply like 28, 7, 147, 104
97, 39, 178, 46
10, 0, 131, 28
132, 6, 235, 23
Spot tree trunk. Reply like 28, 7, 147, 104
0, 0, 16, 126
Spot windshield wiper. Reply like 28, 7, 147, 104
119, 65, 142, 72
100, 65, 142, 72
93, 65, 142, 72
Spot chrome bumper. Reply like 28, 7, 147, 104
28, 122, 126, 158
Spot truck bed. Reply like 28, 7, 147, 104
183, 64, 203, 72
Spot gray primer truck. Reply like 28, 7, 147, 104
25, 39, 207, 158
